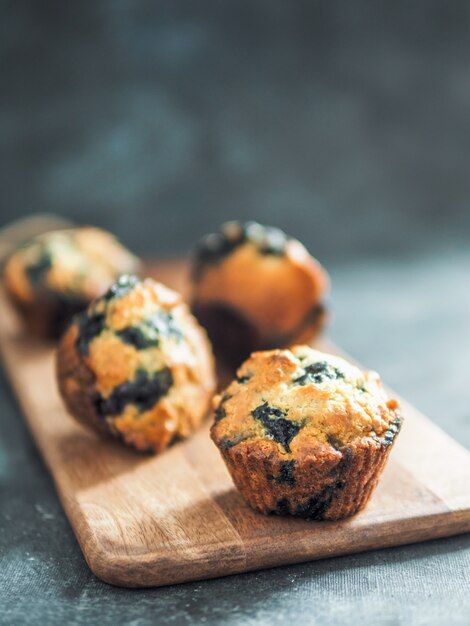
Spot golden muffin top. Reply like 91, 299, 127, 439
4, 227, 140, 304
192, 221, 292, 281
67, 275, 215, 448
191, 221, 329, 339
211, 346, 402, 460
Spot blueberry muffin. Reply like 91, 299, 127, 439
191, 221, 329, 363
56, 275, 216, 453
211, 346, 402, 520
3, 227, 140, 338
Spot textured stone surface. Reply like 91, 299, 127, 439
1, 1, 470, 624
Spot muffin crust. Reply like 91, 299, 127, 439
57, 275, 216, 453
4, 227, 140, 338
211, 346, 402, 520
191, 222, 329, 362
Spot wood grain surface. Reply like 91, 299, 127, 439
1, 259, 469, 588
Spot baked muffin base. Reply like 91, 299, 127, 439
56, 322, 110, 436
193, 300, 327, 366
6, 287, 89, 340
214, 417, 402, 521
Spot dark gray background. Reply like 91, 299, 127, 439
1, 1, 470, 625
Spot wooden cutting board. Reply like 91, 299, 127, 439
1, 259, 470, 588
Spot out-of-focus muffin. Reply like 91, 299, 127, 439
190, 221, 329, 363
3, 227, 140, 338
56, 275, 216, 453
211, 345, 402, 520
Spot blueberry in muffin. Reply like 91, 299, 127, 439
56, 275, 216, 453
3, 227, 140, 338
190, 221, 329, 363
211, 345, 403, 520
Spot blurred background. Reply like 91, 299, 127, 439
1, 0, 470, 429
2, 0, 470, 261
